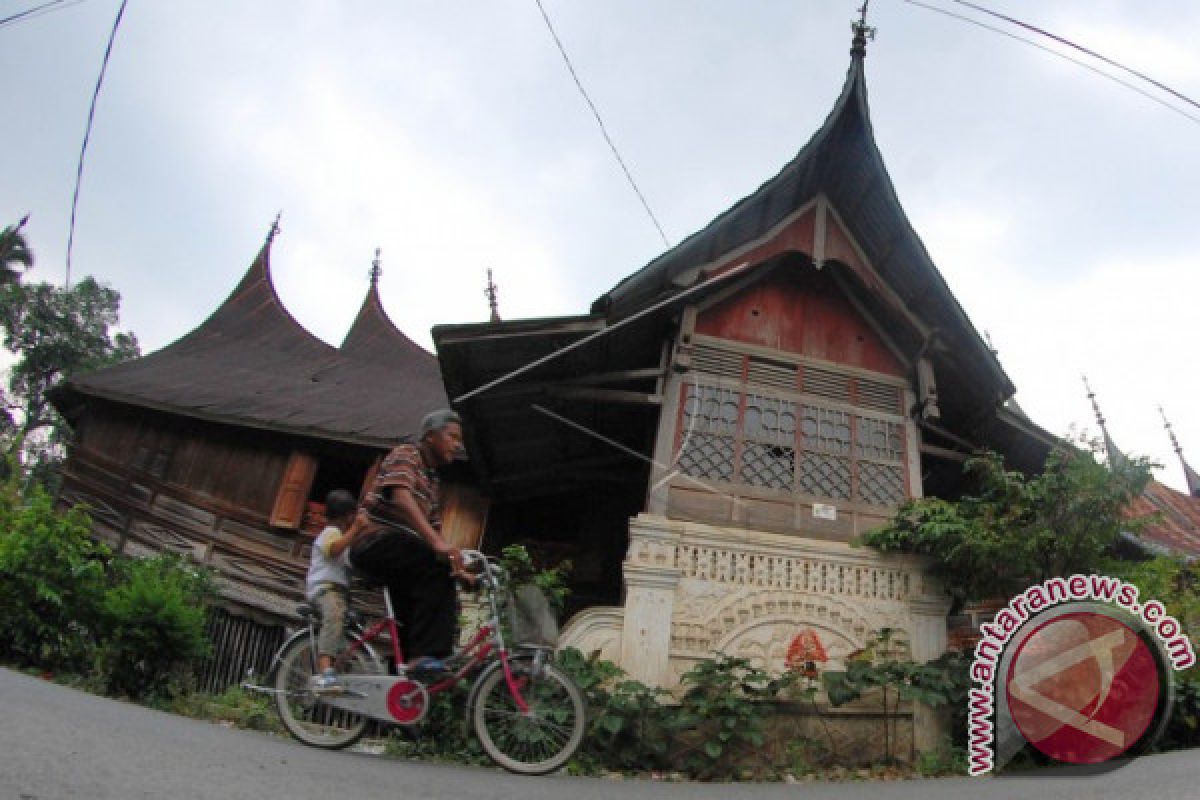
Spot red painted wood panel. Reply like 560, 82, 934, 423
695, 266, 903, 376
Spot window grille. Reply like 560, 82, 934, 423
677, 341, 910, 509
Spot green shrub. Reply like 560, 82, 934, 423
497, 543, 571, 613
557, 647, 679, 774
172, 685, 282, 733
820, 629, 963, 764
384, 679, 489, 765
0, 481, 108, 671
1160, 669, 1200, 751
96, 554, 214, 700
674, 654, 795, 780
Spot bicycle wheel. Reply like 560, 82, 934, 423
273, 635, 379, 749
471, 659, 586, 774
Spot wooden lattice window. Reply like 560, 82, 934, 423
676, 342, 909, 509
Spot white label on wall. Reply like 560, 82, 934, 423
812, 503, 837, 521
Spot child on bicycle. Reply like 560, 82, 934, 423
305, 489, 368, 692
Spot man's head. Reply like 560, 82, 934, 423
418, 409, 464, 466
324, 489, 357, 527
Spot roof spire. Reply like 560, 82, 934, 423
1160, 405, 1200, 497
851, 1, 875, 59
984, 330, 998, 357
266, 211, 282, 245
369, 247, 382, 288
485, 268, 501, 323
1083, 375, 1126, 468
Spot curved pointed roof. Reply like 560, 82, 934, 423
54, 233, 447, 447
593, 37, 1014, 411
341, 280, 441, 373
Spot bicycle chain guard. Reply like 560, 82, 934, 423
319, 674, 429, 725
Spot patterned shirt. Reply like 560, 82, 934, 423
363, 443, 441, 531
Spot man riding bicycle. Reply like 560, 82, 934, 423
349, 408, 470, 671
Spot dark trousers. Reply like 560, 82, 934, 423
349, 528, 457, 661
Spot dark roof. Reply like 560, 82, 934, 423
434, 38, 1058, 496
340, 279, 444, 377
593, 42, 1015, 416
52, 238, 447, 448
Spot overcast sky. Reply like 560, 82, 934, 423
2, 1, 1197, 492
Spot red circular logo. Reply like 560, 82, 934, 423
1006, 611, 1161, 764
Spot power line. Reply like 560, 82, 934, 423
531, 0, 671, 249
65, 0, 128, 286
903, 0, 1200, 127
952, 0, 1200, 112
0, 0, 85, 30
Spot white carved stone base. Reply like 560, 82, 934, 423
558, 513, 952, 752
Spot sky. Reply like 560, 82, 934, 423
2, 0, 1197, 492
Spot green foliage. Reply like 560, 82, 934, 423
0, 477, 108, 671
863, 446, 1153, 603
821, 629, 962, 764
1160, 671, 1200, 751
557, 648, 803, 779
1113, 555, 1200, 635
1111, 555, 1200, 751
497, 543, 572, 614
171, 685, 282, 733
383, 679, 489, 766
913, 738, 968, 777
0, 215, 33, 285
557, 647, 679, 773
673, 654, 796, 780
96, 554, 214, 700
0, 275, 140, 479
921, 649, 974, 749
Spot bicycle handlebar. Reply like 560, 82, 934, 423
458, 549, 504, 587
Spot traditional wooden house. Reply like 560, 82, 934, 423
48, 232, 482, 688
433, 22, 1056, 749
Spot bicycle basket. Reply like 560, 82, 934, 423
506, 583, 559, 648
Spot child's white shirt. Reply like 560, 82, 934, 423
305, 525, 350, 599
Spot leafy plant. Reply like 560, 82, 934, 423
497, 543, 572, 614
0, 275, 140, 482
0, 478, 108, 671
821, 629, 959, 764
383, 679, 488, 766
863, 445, 1153, 603
96, 554, 214, 700
557, 647, 678, 773
172, 685, 282, 733
673, 654, 796, 780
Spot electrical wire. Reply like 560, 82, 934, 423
903, 0, 1200, 127
532, 0, 671, 248
0, 0, 85, 30
65, 0, 128, 286
952, 0, 1200, 112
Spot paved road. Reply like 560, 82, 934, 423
1, 667, 1197, 800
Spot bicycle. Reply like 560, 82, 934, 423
247, 549, 586, 775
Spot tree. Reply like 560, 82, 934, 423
0, 215, 33, 285
862, 443, 1154, 604
0, 277, 140, 477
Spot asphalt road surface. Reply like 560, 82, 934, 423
1, 667, 1197, 800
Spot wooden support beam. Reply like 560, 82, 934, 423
544, 387, 663, 405
918, 442, 969, 462
460, 367, 664, 403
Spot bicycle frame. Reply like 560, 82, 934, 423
256, 548, 585, 774
330, 550, 532, 713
